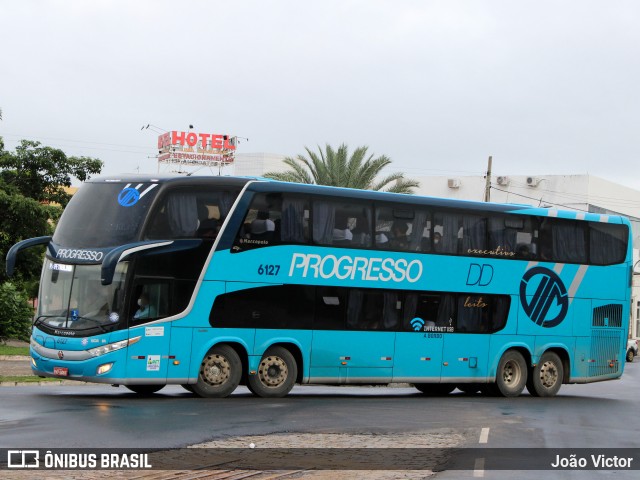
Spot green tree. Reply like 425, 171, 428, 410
264, 144, 419, 194
0, 137, 103, 284
0, 187, 51, 284
0, 282, 33, 342
1, 139, 103, 207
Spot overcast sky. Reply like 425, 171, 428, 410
1, 0, 639, 190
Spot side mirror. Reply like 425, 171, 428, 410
5, 236, 52, 277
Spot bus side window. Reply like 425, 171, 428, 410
281, 197, 309, 243
403, 293, 440, 330
313, 200, 371, 248
434, 213, 462, 254
457, 295, 485, 332
346, 290, 393, 330
457, 295, 510, 333
462, 215, 487, 254
234, 193, 282, 250
590, 222, 627, 265
130, 282, 169, 324
551, 219, 587, 263
315, 287, 347, 330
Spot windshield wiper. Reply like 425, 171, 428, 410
73, 316, 111, 333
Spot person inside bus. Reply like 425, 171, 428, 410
333, 213, 353, 245
389, 220, 409, 249
134, 292, 156, 320
250, 211, 275, 240
433, 232, 442, 252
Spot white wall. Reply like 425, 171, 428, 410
233, 153, 288, 177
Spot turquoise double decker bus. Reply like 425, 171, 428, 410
6, 175, 632, 398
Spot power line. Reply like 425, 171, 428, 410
0, 133, 149, 151
490, 186, 591, 212
499, 180, 640, 208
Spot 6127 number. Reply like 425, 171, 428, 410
258, 264, 280, 276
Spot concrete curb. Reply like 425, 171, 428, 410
0, 355, 30, 361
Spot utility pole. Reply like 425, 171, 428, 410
484, 155, 492, 202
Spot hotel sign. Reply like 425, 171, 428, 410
157, 130, 236, 165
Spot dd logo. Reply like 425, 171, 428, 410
466, 263, 494, 286
519, 267, 568, 328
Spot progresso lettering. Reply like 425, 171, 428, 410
289, 253, 423, 283
56, 249, 104, 262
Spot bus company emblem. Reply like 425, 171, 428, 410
519, 267, 568, 328
118, 187, 140, 207
117, 183, 158, 208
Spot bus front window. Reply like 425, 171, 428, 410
38, 259, 128, 332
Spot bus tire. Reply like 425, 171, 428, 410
627, 349, 635, 363
125, 384, 165, 395
248, 346, 297, 398
495, 350, 527, 397
181, 384, 195, 393
526, 352, 563, 397
415, 383, 455, 396
192, 344, 242, 398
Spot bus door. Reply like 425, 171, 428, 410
310, 288, 396, 383
393, 293, 444, 382
126, 282, 172, 381
440, 294, 499, 383
442, 334, 490, 382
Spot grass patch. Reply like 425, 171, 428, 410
0, 375, 62, 383
0, 345, 29, 356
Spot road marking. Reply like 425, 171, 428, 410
479, 427, 490, 444
474, 457, 485, 477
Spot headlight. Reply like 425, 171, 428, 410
87, 336, 141, 357
96, 363, 114, 375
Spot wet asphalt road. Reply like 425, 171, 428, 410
1, 363, 638, 451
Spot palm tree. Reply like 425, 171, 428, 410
264, 143, 419, 194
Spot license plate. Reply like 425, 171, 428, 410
53, 367, 68, 377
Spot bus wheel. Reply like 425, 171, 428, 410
248, 346, 297, 398
192, 345, 242, 398
415, 383, 455, 396
526, 352, 563, 397
495, 350, 527, 397
125, 385, 165, 395
627, 349, 635, 363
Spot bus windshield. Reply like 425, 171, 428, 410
37, 259, 128, 332
53, 182, 159, 248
